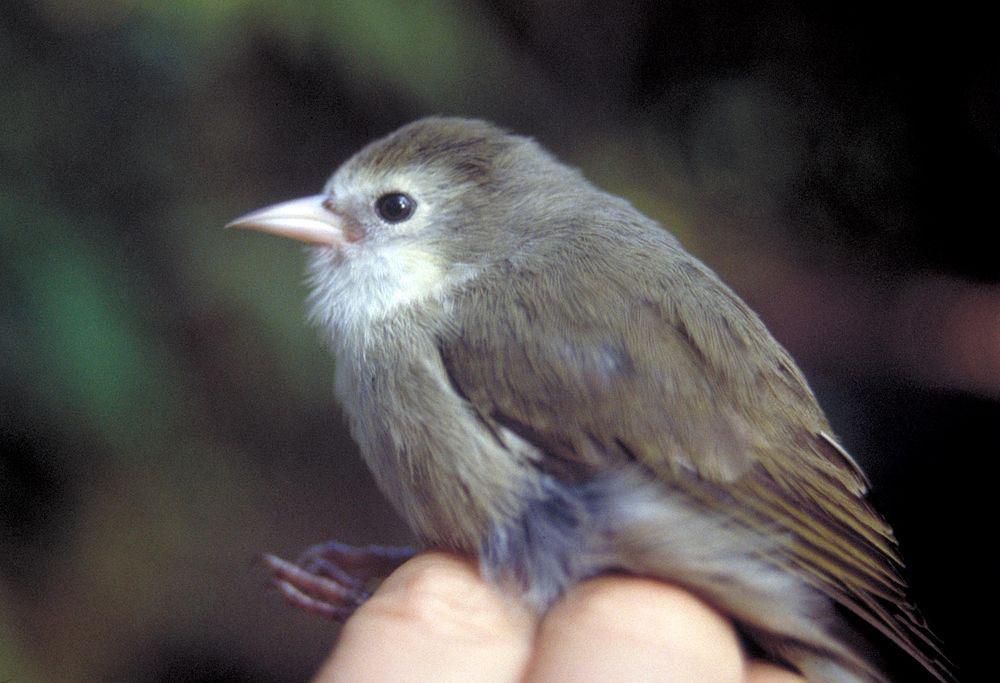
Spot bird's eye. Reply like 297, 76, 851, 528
375, 192, 416, 223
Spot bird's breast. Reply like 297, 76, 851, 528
330, 320, 542, 553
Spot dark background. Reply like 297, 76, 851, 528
2, 1, 995, 680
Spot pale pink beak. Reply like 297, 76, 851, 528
226, 194, 344, 245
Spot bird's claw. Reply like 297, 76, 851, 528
261, 542, 416, 622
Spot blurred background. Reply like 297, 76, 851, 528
2, 1, 996, 680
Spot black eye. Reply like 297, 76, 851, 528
375, 192, 416, 223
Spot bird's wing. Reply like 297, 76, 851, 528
437, 236, 947, 678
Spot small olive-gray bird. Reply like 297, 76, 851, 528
229, 118, 950, 681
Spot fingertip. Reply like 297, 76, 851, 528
364, 552, 532, 640
321, 552, 536, 682
528, 576, 744, 682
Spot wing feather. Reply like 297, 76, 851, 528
438, 237, 949, 679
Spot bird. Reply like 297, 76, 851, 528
228, 117, 951, 682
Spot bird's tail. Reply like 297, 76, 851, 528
591, 471, 885, 682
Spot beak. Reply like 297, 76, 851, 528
226, 194, 344, 246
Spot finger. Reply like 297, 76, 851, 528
525, 575, 745, 682
316, 552, 537, 683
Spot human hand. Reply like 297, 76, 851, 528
313, 552, 804, 682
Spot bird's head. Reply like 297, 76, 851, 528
228, 117, 585, 334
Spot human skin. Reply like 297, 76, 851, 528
314, 552, 805, 682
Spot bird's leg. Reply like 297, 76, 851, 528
262, 542, 416, 622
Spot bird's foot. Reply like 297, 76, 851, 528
262, 541, 416, 622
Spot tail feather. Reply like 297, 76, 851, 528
603, 474, 885, 681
